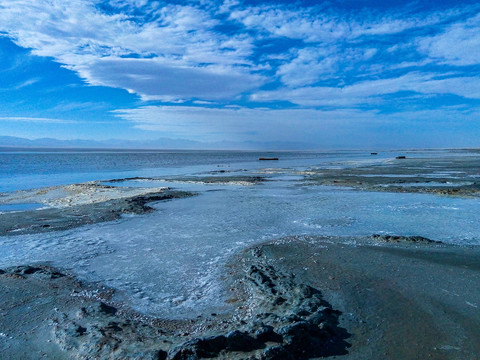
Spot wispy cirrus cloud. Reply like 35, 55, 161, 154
13, 78, 40, 90
252, 73, 480, 106
0, 116, 76, 123
113, 105, 380, 141
417, 13, 480, 66
0, 77, 40, 91
227, 2, 476, 43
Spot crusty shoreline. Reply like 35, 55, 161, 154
0, 182, 196, 236
301, 156, 480, 198
1, 235, 479, 359
0, 174, 270, 236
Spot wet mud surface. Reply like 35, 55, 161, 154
1, 236, 480, 359
0, 239, 351, 360
0, 187, 195, 236
302, 155, 480, 197
149, 175, 268, 186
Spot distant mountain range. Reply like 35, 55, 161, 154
0, 136, 318, 150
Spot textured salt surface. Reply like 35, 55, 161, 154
1, 150, 480, 319
1, 178, 480, 318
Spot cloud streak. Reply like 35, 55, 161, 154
113, 103, 480, 148
252, 73, 480, 106
0, 116, 77, 123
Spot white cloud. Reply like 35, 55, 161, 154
227, 3, 480, 94
229, 7, 348, 43
275, 46, 384, 87
253, 73, 480, 106
0, 0, 261, 101
276, 47, 338, 87
228, 4, 471, 43
417, 13, 480, 66
72, 57, 264, 101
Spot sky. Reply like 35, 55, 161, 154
0, 0, 479, 149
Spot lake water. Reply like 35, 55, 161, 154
1, 149, 479, 318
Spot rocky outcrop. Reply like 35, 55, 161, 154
4, 265, 65, 278
371, 234, 443, 244
167, 246, 350, 359
1, 241, 350, 359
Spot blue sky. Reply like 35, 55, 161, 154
0, 0, 479, 149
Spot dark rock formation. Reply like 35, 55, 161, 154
372, 234, 443, 244
5, 265, 65, 278
1, 243, 350, 359
165, 246, 351, 359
